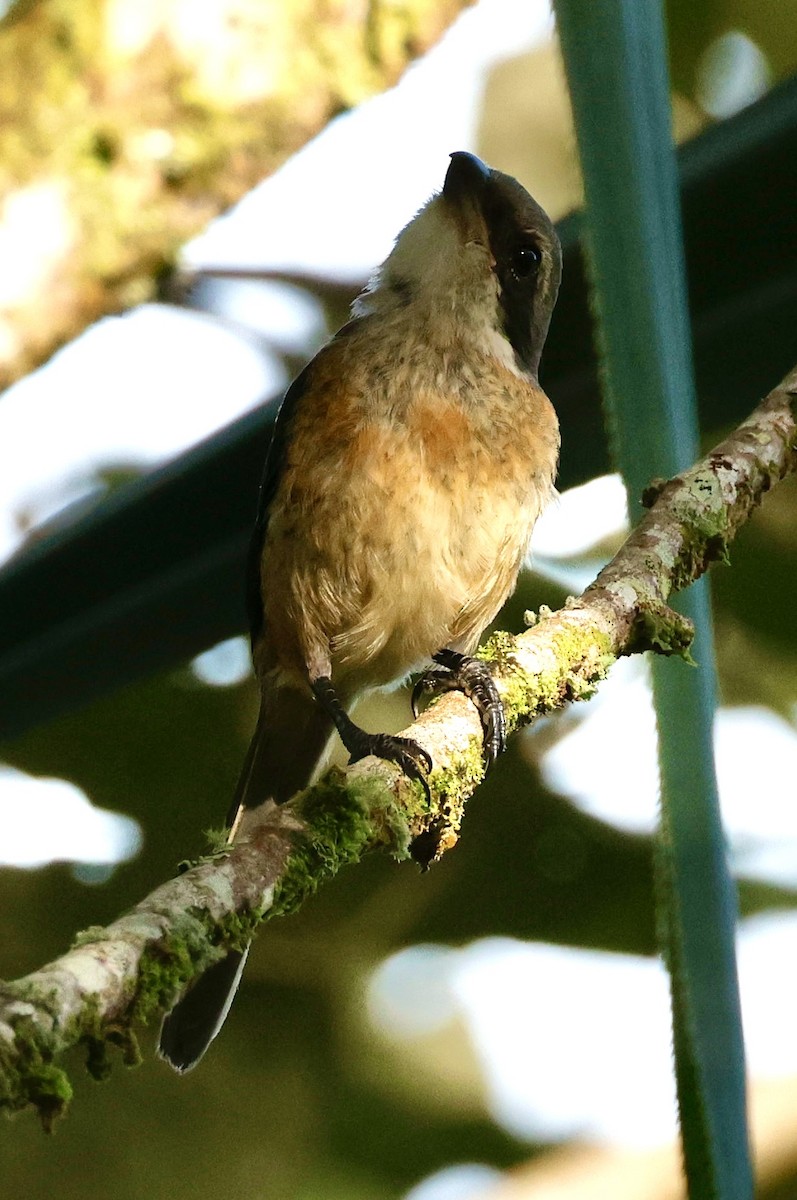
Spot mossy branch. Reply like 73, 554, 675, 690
1, 365, 795, 1128
0, 0, 468, 392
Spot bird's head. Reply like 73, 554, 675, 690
358, 152, 561, 379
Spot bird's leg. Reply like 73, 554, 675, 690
413, 648, 506, 769
311, 676, 432, 799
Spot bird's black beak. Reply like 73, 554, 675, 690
443, 151, 492, 207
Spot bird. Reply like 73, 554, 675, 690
158, 151, 562, 1072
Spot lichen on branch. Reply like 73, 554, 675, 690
0, 365, 795, 1127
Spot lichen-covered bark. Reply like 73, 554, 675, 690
0, 0, 469, 391
0, 364, 795, 1127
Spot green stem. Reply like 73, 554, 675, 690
552, 1, 752, 1195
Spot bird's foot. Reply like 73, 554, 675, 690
311, 675, 433, 800
410, 668, 460, 718
347, 729, 432, 800
414, 649, 506, 770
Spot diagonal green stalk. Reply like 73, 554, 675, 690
552, 1, 752, 1195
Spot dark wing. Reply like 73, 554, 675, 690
245, 363, 312, 646
244, 318, 363, 646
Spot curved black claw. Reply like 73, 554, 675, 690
432, 649, 507, 770
348, 730, 433, 800
411, 668, 459, 720
311, 676, 433, 799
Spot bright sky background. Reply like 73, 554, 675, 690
0, 0, 793, 1186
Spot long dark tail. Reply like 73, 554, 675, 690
158, 686, 335, 1072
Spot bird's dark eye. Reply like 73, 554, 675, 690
510, 242, 542, 280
